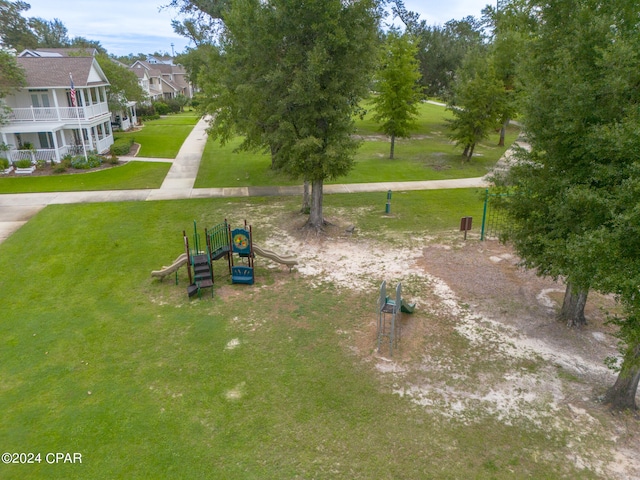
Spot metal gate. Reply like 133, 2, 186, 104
480, 189, 511, 241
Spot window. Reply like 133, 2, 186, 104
37, 132, 54, 149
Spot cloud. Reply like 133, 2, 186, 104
25, 0, 190, 55
24, 0, 491, 56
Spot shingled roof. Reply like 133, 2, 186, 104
16, 57, 109, 89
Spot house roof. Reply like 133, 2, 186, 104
20, 47, 99, 57
19, 49, 62, 58
132, 60, 185, 76
131, 68, 149, 80
16, 57, 109, 89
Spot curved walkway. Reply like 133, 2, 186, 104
0, 117, 498, 243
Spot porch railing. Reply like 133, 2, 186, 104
5, 139, 112, 164
7, 104, 110, 123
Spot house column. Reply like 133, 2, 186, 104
51, 91, 61, 121
51, 129, 61, 163
79, 89, 87, 118
87, 126, 95, 151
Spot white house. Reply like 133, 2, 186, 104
130, 60, 193, 101
0, 54, 114, 164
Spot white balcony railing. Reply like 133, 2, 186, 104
7, 104, 110, 123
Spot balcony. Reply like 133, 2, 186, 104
7, 104, 110, 123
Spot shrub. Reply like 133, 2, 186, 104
140, 113, 161, 121
190, 94, 205, 109
166, 99, 182, 113
71, 154, 103, 169
136, 104, 155, 117
110, 137, 134, 156
153, 101, 170, 115
14, 158, 33, 168
52, 163, 67, 174
61, 155, 73, 169
0, 157, 9, 170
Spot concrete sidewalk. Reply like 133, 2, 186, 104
0, 115, 493, 243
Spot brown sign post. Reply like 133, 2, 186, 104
460, 216, 473, 240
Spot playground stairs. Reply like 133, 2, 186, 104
189, 253, 213, 297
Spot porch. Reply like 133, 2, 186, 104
1, 135, 114, 164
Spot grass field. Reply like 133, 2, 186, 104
0, 192, 604, 479
0, 162, 170, 193
194, 102, 519, 188
114, 113, 200, 158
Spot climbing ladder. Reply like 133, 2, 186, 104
183, 230, 213, 298
377, 281, 402, 356
191, 253, 214, 297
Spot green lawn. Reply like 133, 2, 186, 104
195, 102, 519, 188
354, 100, 451, 136
0, 162, 170, 193
115, 113, 200, 158
0, 193, 603, 479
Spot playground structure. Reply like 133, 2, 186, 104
153, 219, 298, 298
150, 253, 188, 284
252, 244, 298, 272
377, 280, 415, 356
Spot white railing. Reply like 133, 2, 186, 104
7, 104, 110, 123
6, 144, 98, 164
94, 135, 113, 154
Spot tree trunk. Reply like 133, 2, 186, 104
466, 143, 476, 161
390, 134, 395, 159
603, 344, 640, 411
270, 143, 278, 169
300, 180, 310, 214
498, 118, 509, 147
463, 144, 470, 158
558, 282, 588, 327
306, 178, 324, 230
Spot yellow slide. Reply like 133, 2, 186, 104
253, 244, 298, 268
151, 253, 188, 279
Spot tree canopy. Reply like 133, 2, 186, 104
0, 47, 25, 97
95, 53, 147, 111
494, 0, 640, 410
0, 47, 26, 125
447, 50, 506, 161
393, 1, 485, 99
194, 0, 380, 229
0, 0, 36, 50
371, 30, 423, 159
0, 0, 108, 54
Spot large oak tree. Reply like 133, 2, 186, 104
195, 0, 380, 230
494, 0, 640, 409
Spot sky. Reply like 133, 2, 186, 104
22, 0, 493, 57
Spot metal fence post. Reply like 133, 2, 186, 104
480, 188, 489, 241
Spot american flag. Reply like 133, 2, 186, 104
69, 74, 77, 107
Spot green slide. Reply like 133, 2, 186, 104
401, 299, 416, 314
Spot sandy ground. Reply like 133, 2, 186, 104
260, 222, 640, 480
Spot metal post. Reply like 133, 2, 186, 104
385, 190, 392, 214
480, 189, 489, 241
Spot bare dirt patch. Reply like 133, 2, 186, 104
267, 222, 639, 480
